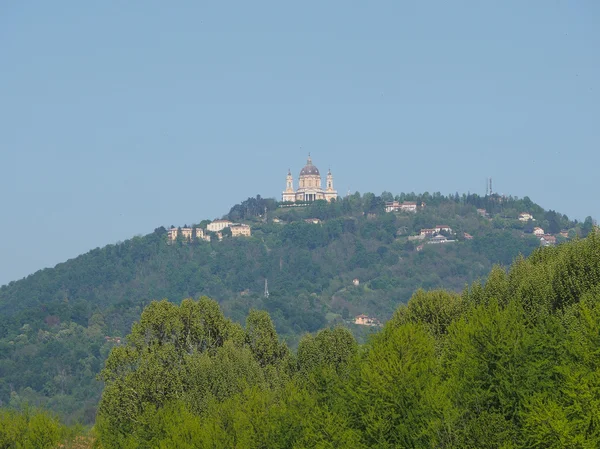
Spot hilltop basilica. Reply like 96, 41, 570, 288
282, 155, 338, 202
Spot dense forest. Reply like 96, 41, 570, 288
3, 230, 598, 448
0, 192, 594, 424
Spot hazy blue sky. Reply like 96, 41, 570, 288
1, 1, 598, 286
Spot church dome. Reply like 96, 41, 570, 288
299, 155, 320, 177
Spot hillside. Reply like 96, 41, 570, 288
0, 191, 594, 422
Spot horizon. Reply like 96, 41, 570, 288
1, 1, 598, 285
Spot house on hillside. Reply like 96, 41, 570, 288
181, 227, 193, 241
195, 228, 211, 242
207, 219, 233, 232
354, 314, 381, 326
420, 228, 436, 238
104, 336, 122, 344
519, 213, 534, 222
427, 235, 455, 244
385, 201, 400, 213
167, 227, 178, 242
435, 225, 453, 234
305, 218, 322, 224
559, 230, 569, 238
400, 201, 417, 212
352, 278, 360, 286
541, 235, 556, 246
477, 208, 487, 217
534, 227, 545, 236
385, 201, 417, 213
230, 224, 252, 237
463, 232, 474, 240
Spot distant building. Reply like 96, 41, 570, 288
230, 224, 252, 237
435, 225, 453, 234
416, 244, 424, 252
385, 201, 417, 213
195, 228, 211, 242
477, 208, 487, 217
352, 278, 360, 286
282, 155, 338, 202
541, 235, 556, 246
519, 213, 534, 222
427, 235, 456, 245
168, 226, 211, 243
559, 230, 569, 238
420, 228, 436, 238
104, 336, 122, 344
401, 201, 417, 212
463, 232, 474, 240
167, 227, 178, 242
428, 235, 448, 244
181, 227, 193, 241
354, 314, 381, 326
385, 201, 400, 213
304, 218, 322, 224
207, 219, 233, 232
533, 227, 545, 236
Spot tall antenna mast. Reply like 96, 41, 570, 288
485, 178, 489, 196
489, 178, 493, 196
264, 279, 269, 298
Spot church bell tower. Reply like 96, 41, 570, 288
324, 168, 337, 201
282, 169, 295, 202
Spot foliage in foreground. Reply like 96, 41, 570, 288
94, 233, 600, 448
0, 407, 86, 449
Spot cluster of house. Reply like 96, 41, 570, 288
533, 226, 569, 246
354, 314, 382, 327
405, 225, 459, 252
167, 219, 251, 243
385, 201, 418, 213
167, 227, 211, 243
408, 225, 457, 246
519, 212, 570, 246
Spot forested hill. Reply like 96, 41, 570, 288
0, 191, 594, 422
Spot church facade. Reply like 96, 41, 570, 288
282, 155, 338, 202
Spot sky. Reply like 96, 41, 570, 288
0, 1, 598, 286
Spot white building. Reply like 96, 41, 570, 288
400, 201, 417, 212
385, 201, 417, 213
207, 219, 233, 232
